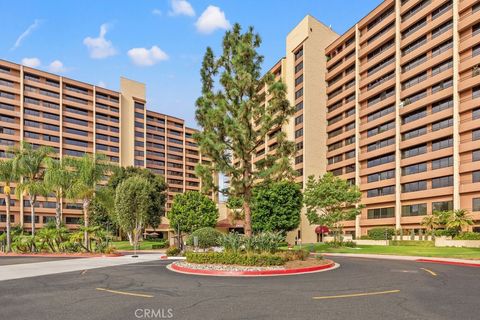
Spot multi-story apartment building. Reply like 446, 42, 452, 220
253, 16, 338, 243
0, 59, 207, 239
324, 0, 480, 237
257, 0, 480, 243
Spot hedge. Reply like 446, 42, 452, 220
454, 232, 480, 240
186, 227, 223, 249
185, 251, 286, 266
367, 228, 395, 240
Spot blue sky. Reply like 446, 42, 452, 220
0, 0, 382, 127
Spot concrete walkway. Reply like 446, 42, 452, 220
323, 253, 480, 265
0, 254, 166, 282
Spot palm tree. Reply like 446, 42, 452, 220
446, 209, 473, 234
12, 142, 52, 250
0, 158, 19, 252
421, 214, 439, 236
68, 154, 110, 249
44, 157, 74, 229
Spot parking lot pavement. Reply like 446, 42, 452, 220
1, 256, 479, 320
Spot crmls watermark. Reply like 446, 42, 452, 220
134, 308, 174, 319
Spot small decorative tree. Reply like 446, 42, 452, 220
0, 158, 18, 252
251, 181, 302, 233
303, 173, 363, 242
115, 176, 153, 251
167, 191, 219, 249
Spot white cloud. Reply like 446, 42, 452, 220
48, 60, 67, 73
83, 23, 117, 59
195, 6, 230, 34
152, 9, 162, 16
127, 46, 169, 67
97, 81, 107, 88
12, 19, 42, 50
169, 0, 195, 17
21, 57, 41, 68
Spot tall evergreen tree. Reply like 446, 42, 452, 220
194, 24, 295, 236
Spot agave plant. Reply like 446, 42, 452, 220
221, 232, 243, 253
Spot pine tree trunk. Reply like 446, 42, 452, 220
243, 198, 252, 237
5, 194, 11, 253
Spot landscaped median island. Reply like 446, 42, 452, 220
167, 230, 337, 276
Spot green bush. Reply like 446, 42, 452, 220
367, 228, 395, 240
151, 240, 169, 249
220, 232, 243, 253
185, 251, 286, 266
455, 232, 480, 240
325, 240, 356, 248
278, 249, 310, 261
167, 246, 181, 256
186, 227, 222, 249
434, 229, 458, 237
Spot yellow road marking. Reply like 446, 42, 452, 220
313, 289, 400, 300
420, 268, 437, 277
96, 288, 153, 298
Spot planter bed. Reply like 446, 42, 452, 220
168, 258, 336, 276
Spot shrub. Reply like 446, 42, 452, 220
278, 249, 309, 261
167, 246, 181, 256
434, 229, 457, 237
251, 232, 285, 253
220, 232, 243, 253
151, 240, 169, 249
455, 232, 480, 240
185, 251, 286, 266
186, 227, 222, 249
367, 228, 395, 240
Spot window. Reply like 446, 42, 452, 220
432, 1, 452, 19
403, 90, 427, 105
431, 98, 453, 113
402, 72, 427, 89
295, 102, 303, 112
294, 62, 303, 73
65, 117, 88, 127
432, 201, 453, 212
345, 150, 355, 159
328, 141, 342, 151
367, 6, 394, 30
367, 56, 395, 76
367, 185, 395, 198
431, 59, 453, 76
402, 126, 427, 140
472, 171, 480, 183
401, 18, 427, 39
367, 207, 395, 219
402, 107, 426, 124
328, 155, 343, 165
402, 0, 431, 21
473, 198, 480, 211
295, 74, 303, 86
473, 150, 480, 162
432, 156, 453, 170
65, 138, 88, 148
367, 121, 395, 137
402, 180, 427, 192
367, 169, 395, 183
402, 54, 427, 73
345, 136, 355, 145
24, 215, 40, 223
402, 203, 427, 217
432, 118, 453, 131
402, 144, 427, 158
294, 47, 303, 60
134, 102, 144, 110
65, 216, 82, 224
66, 128, 88, 137
432, 175, 453, 188
367, 137, 395, 152
328, 128, 342, 138
331, 168, 343, 176
432, 39, 453, 57
402, 162, 427, 176
367, 104, 395, 122
432, 136, 453, 151
431, 20, 453, 39
431, 78, 453, 94
295, 115, 303, 125
295, 155, 303, 165
402, 36, 427, 56
367, 153, 395, 168
473, 129, 480, 141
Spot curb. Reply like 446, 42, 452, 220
167, 260, 338, 277
416, 259, 480, 268
0, 253, 123, 258
323, 253, 480, 268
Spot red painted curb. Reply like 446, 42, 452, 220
0, 252, 123, 258
169, 260, 336, 276
416, 259, 480, 267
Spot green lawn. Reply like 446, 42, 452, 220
111, 240, 167, 251
288, 243, 480, 260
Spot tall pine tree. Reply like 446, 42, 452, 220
194, 24, 295, 236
